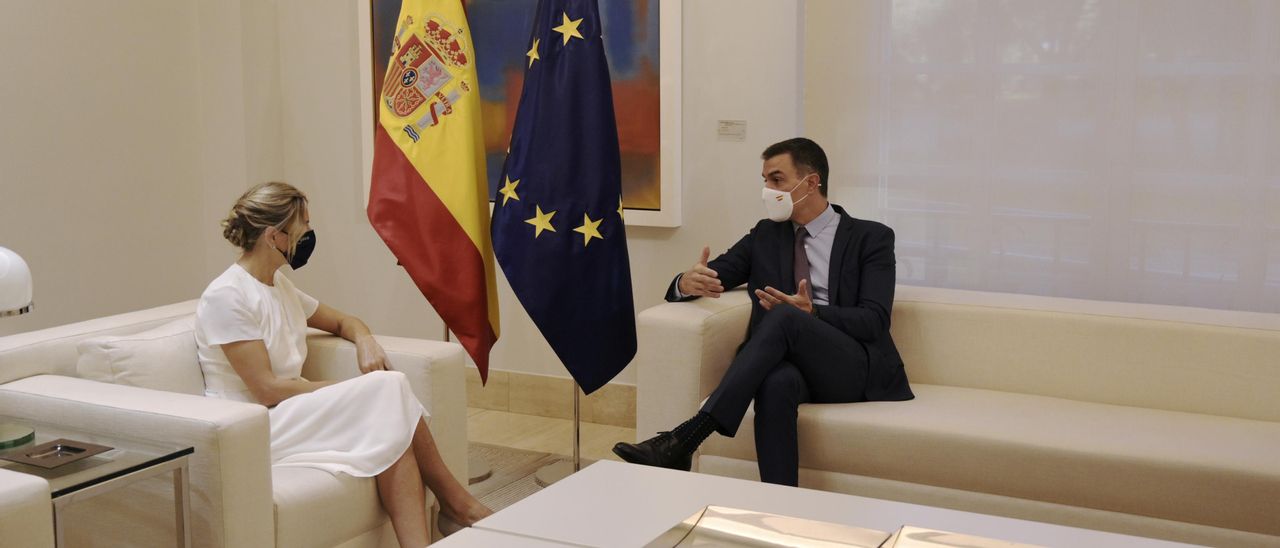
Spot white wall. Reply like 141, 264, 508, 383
0, 1, 207, 336
195, 0, 287, 277
0, 0, 805, 387
802, 1, 879, 220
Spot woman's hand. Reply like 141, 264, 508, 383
355, 335, 390, 374
309, 304, 389, 374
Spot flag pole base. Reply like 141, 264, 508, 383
468, 453, 492, 485
533, 459, 574, 487
533, 381, 586, 487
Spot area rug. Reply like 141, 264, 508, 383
467, 442, 561, 511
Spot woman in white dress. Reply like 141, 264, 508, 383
196, 182, 491, 547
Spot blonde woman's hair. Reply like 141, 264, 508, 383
221, 182, 309, 254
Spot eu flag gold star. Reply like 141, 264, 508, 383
498, 177, 521, 206
617, 196, 625, 219
552, 13, 584, 45
526, 38, 540, 68
525, 205, 557, 238
573, 213, 603, 246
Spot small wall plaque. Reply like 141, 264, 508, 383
717, 120, 747, 142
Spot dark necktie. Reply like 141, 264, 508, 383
794, 226, 811, 292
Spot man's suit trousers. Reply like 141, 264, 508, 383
702, 304, 869, 486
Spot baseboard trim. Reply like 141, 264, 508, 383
465, 369, 636, 428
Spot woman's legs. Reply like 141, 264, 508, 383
375, 446, 429, 548
411, 417, 493, 525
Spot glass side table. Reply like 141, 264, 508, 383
0, 416, 194, 547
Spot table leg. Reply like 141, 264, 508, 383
173, 461, 192, 547
53, 506, 64, 548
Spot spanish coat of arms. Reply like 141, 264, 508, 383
382, 15, 474, 142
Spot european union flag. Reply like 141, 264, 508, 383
490, 0, 636, 394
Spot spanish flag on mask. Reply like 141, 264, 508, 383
367, 0, 499, 382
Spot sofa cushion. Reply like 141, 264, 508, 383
272, 465, 438, 548
75, 318, 204, 395
703, 384, 1280, 536
891, 286, 1280, 422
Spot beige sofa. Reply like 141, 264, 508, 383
0, 300, 467, 547
635, 285, 1280, 547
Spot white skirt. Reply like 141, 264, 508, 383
268, 370, 428, 476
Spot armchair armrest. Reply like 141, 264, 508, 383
635, 290, 752, 440
0, 469, 54, 548
0, 375, 271, 548
303, 333, 468, 486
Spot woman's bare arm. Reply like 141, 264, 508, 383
307, 303, 389, 373
221, 339, 335, 407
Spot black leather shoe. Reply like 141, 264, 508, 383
612, 432, 692, 471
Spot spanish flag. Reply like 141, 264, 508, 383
368, 0, 499, 381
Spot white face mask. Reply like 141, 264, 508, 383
761, 175, 812, 222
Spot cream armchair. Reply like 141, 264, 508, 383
0, 301, 467, 547
0, 468, 54, 548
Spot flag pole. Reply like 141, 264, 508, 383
573, 381, 581, 471
444, 323, 494, 485
534, 381, 585, 486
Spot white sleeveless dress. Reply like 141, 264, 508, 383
194, 263, 427, 476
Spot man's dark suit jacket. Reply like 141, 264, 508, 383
667, 204, 913, 402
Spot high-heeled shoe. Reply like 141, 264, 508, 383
436, 512, 466, 537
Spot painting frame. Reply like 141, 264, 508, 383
357, 0, 682, 227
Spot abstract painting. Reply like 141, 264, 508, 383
372, 0, 662, 211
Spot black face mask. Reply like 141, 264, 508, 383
279, 230, 316, 270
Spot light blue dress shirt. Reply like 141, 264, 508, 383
794, 204, 838, 306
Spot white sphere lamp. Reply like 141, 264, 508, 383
0, 246, 33, 317
0, 245, 35, 450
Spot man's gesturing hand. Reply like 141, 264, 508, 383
754, 279, 814, 314
677, 246, 724, 298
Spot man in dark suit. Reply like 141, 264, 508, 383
613, 137, 914, 486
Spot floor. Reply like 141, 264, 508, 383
466, 407, 634, 463
464, 408, 637, 512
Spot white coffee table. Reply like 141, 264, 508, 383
466, 460, 1195, 547
435, 527, 577, 547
